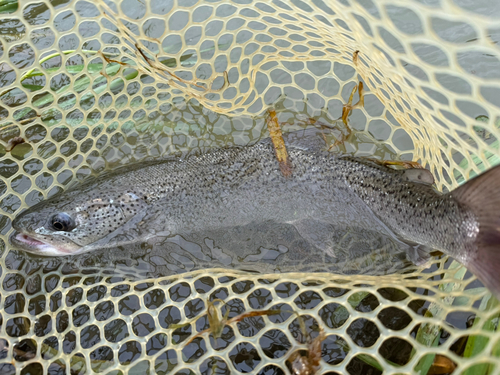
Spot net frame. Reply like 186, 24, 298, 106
0, 0, 499, 374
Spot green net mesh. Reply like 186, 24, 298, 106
1, 0, 500, 374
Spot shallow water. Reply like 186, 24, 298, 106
0, 95, 431, 374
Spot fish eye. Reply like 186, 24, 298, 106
51, 213, 76, 232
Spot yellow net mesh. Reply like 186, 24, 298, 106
0, 0, 500, 374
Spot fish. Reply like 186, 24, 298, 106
9, 127, 500, 297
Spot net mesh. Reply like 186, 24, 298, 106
0, 0, 500, 374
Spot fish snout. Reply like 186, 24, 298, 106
12, 211, 45, 234
12, 214, 28, 232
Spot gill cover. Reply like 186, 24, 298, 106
60, 190, 150, 254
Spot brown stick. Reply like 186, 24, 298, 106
267, 108, 293, 177
353, 50, 360, 65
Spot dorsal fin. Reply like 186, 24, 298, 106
403, 168, 435, 185
281, 127, 329, 152
339, 156, 436, 186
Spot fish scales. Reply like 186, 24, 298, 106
130, 143, 473, 261
335, 157, 476, 261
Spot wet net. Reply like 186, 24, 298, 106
1, 0, 500, 374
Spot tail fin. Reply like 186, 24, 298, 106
452, 164, 500, 298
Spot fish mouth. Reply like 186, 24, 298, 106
10, 232, 75, 256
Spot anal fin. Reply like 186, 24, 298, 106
408, 243, 433, 266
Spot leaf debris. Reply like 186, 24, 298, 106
171, 298, 282, 346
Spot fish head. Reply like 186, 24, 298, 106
10, 184, 147, 256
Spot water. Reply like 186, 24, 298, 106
1, 0, 499, 373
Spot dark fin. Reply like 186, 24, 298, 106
282, 127, 329, 152
452, 164, 500, 298
397, 237, 432, 265
403, 168, 435, 185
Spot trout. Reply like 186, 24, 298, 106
9, 128, 500, 296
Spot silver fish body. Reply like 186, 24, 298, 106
10, 128, 500, 295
